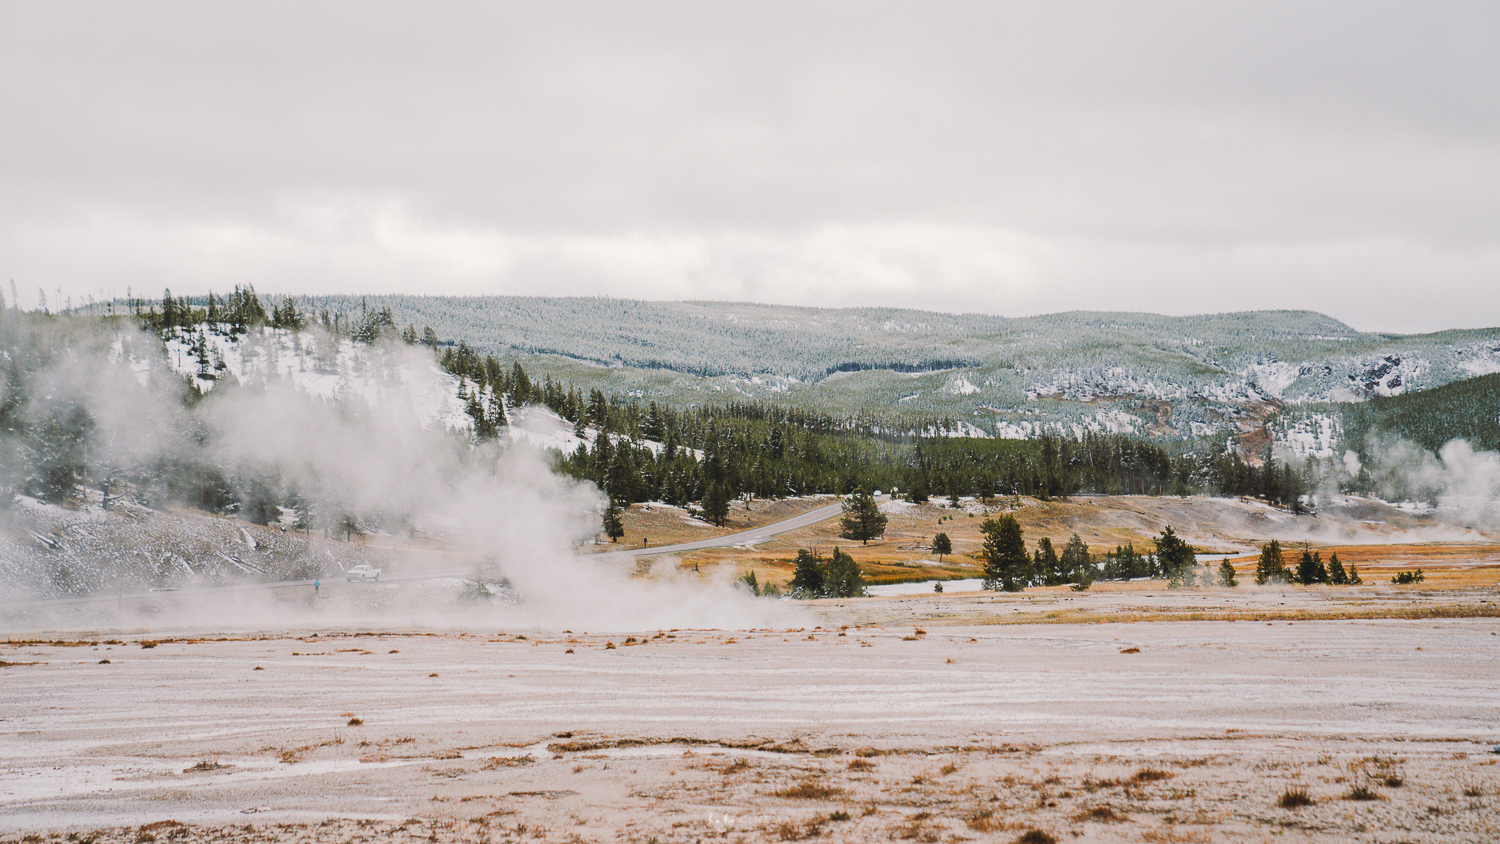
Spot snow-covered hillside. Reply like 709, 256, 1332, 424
265, 297, 1500, 447
160, 326, 472, 433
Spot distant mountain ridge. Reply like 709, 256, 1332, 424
274, 296, 1500, 446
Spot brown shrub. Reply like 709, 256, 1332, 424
1279, 788, 1313, 808
775, 779, 844, 800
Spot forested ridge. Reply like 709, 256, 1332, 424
87, 292, 1500, 447
436, 333, 1309, 511
28, 287, 1500, 535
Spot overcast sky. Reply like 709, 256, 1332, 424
2, 2, 1497, 333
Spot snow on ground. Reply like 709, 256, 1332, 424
504, 406, 585, 453
163, 327, 471, 433
1276, 413, 1342, 459
946, 375, 979, 395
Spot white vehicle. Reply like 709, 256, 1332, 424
344, 564, 382, 582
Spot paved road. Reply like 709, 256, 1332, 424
586, 499, 849, 563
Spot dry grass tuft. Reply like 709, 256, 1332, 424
1345, 784, 1382, 801
848, 759, 876, 772
775, 779, 844, 800
721, 758, 752, 774
481, 754, 535, 769
770, 817, 826, 841
891, 811, 941, 842
964, 807, 1002, 832
1133, 767, 1173, 783
1014, 830, 1057, 844
1073, 805, 1128, 822
1278, 788, 1313, 808
347, 717, 363, 726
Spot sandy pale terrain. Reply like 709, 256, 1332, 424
3, 586, 1499, 843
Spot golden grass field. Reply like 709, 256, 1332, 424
605, 494, 1500, 597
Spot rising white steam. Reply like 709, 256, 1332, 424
0, 324, 801, 633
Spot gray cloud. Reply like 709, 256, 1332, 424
2, 1, 1497, 331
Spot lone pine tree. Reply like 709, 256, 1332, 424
839, 486, 887, 544
981, 514, 1029, 592
931, 532, 952, 560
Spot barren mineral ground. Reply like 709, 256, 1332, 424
4, 581, 1500, 844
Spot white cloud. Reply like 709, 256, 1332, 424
2, 2, 1497, 331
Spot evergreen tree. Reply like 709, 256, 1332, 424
981, 514, 1029, 592
932, 532, 952, 560
1328, 552, 1349, 585
194, 331, 213, 380
1256, 539, 1286, 585
701, 481, 730, 527
587, 389, 608, 425
1347, 563, 1363, 584
1296, 548, 1328, 584
789, 549, 826, 598
602, 499, 625, 542
908, 476, 929, 504
25, 399, 93, 503
1154, 525, 1197, 585
1060, 533, 1092, 585
824, 548, 866, 598
1102, 543, 1149, 581
839, 486, 887, 544
1218, 558, 1238, 587
1034, 537, 1062, 585
736, 570, 760, 596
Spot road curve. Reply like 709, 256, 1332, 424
586, 498, 856, 563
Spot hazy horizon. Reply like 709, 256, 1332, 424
4, 2, 1498, 334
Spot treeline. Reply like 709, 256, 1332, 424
435, 342, 1311, 511
135, 286, 452, 350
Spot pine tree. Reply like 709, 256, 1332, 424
1256, 539, 1286, 585
1328, 552, 1349, 585
1155, 526, 1196, 585
789, 549, 826, 598
1296, 548, 1329, 585
701, 481, 730, 527
1347, 563, 1363, 584
1060, 533, 1092, 585
1218, 558, 1238, 587
824, 548, 866, 598
1034, 537, 1062, 585
932, 532, 952, 560
839, 486, 887, 544
981, 514, 1029, 592
602, 499, 625, 542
